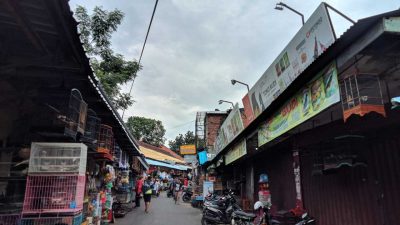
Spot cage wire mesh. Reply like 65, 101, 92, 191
22, 175, 85, 214
81, 109, 101, 146
28, 143, 87, 175
64, 89, 88, 139
97, 125, 113, 154
0, 214, 21, 225
21, 213, 82, 225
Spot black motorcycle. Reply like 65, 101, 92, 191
295, 213, 315, 225
201, 191, 241, 225
182, 188, 193, 202
167, 189, 173, 198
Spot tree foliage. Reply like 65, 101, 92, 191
126, 116, 166, 147
168, 131, 195, 153
74, 6, 141, 110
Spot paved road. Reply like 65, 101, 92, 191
115, 192, 202, 225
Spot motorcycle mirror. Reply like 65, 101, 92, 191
392, 96, 400, 110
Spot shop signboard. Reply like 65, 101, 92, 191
248, 3, 335, 119
258, 62, 340, 146
225, 140, 247, 165
180, 144, 196, 155
184, 155, 197, 164
198, 151, 208, 165
203, 181, 214, 197
214, 103, 244, 154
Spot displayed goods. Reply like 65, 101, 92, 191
28, 143, 87, 175
23, 175, 86, 214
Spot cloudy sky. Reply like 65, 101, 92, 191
69, 0, 399, 144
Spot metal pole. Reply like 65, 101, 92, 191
278, 2, 304, 25
324, 3, 355, 24
235, 80, 250, 92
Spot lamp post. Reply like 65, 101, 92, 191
218, 100, 234, 108
275, 2, 304, 25
231, 79, 250, 92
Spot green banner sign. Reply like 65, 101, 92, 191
258, 62, 340, 146
225, 140, 247, 165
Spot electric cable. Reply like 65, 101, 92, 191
122, 0, 159, 119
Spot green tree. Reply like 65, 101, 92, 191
126, 116, 166, 147
74, 6, 141, 110
168, 131, 195, 153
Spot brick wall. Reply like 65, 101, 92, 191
205, 113, 227, 151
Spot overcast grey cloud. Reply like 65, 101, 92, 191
69, 0, 399, 143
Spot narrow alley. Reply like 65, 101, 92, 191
116, 194, 202, 225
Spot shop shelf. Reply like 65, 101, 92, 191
0, 214, 21, 225
28, 143, 87, 175
23, 175, 85, 214
21, 213, 82, 225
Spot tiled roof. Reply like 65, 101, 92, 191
138, 141, 185, 163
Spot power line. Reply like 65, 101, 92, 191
122, 0, 159, 119
169, 120, 196, 130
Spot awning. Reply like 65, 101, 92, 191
138, 156, 149, 170
145, 159, 190, 171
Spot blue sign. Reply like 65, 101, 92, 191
198, 151, 208, 165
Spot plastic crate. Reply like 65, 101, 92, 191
21, 213, 82, 225
23, 175, 85, 214
29, 143, 87, 175
0, 214, 21, 225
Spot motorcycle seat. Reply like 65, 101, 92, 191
233, 210, 256, 219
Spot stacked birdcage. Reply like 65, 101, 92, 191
96, 124, 114, 161
22, 143, 87, 224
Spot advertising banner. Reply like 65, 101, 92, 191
249, 3, 335, 119
203, 181, 214, 197
258, 62, 340, 146
180, 144, 196, 155
225, 140, 247, 165
214, 103, 244, 154
242, 94, 254, 127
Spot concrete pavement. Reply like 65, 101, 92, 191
114, 192, 202, 225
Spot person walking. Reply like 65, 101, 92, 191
135, 175, 144, 208
143, 176, 154, 213
153, 179, 160, 197
174, 179, 183, 204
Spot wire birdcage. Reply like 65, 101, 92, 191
0, 214, 21, 225
21, 213, 82, 225
22, 175, 85, 214
80, 109, 101, 147
64, 89, 88, 139
28, 143, 87, 175
97, 125, 113, 154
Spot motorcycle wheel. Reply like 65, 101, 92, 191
201, 216, 214, 225
182, 194, 191, 202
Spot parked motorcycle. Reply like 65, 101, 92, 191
295, 213, 315, 225
201, 191, 242, 225
231, 201, 279, 225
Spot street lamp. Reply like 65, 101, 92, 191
231, 79, 250, 92
275, 2, 305, 25
218, 100, 234, 108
